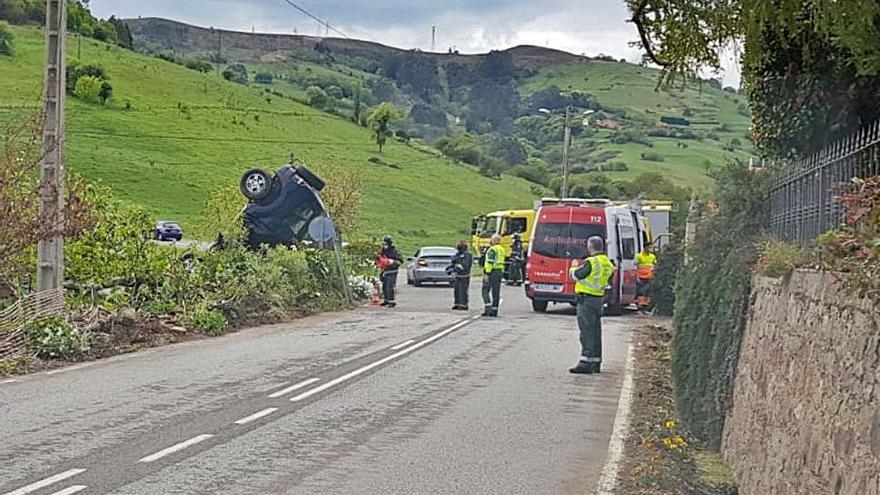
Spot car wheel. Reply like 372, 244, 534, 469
532, 300, 549, 313
296, 165, 326, 192
414, 280, 423, 287
240, 168, 272, 201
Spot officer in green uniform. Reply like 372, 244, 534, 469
569, 236, 614, 374
481, 234, 506, 317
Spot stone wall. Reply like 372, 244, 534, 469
723, 270, 880, 495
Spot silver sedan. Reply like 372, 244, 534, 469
406, 246, 457, 287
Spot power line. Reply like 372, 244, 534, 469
277, 0, 350, 39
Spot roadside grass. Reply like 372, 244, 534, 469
617, 323, 738, 494
0, 25, 536, 251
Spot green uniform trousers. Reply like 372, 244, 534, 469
576, 294, 603, 363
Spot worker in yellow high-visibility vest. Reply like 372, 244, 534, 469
481, 234, 506, 317
636, 246, 657, 310
569, 236, 614, 374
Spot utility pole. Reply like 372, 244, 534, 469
561, 106, 572, 198
37, 0, 68, 292
431, 26, 436, 52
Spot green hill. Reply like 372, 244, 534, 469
0, 25, 537, 249
124, 18, 754, 194
521, 60, 753, 190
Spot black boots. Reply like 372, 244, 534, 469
569, 362, 601, 374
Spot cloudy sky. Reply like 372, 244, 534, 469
90, 0, 741, 86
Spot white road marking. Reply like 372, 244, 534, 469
234, 407, 278, 425
46, 362, 97, 375
267, 378, 319, 399
138, 434, 213, 463
49, 486, 88, 495
2, 469, 86, 495
0, 378, 19, 385
596, 343, 636, 495
390, 339, 415, 350
291, 318, 473, 403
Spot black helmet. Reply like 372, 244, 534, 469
382, 235, 393, 245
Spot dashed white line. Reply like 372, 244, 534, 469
138, 434, 213, 463
0, 378, 19, 385
390, 339, 415, 350
2, 468, 86, 495
48, 486, 88, 495
267, 378, 319, 399
596, 343, 636, 495
234, 407, 278, 425
291, 317, 473, 403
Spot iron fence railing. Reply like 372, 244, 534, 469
769, 120, 880, 244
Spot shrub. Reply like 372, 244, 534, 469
98, 81, 113, 104
24, 316, 90, 359
651, 239, 683, 316
186, 59, 213, 73
641, 151, 666, 162
67, 62, 108, 92
255, 72, 274, 84
306, 85, 329, 108
222, 64, 248, 84
74, 75, 103, 103
0, 21, 14, 56
188, 304, 228, 336
672, 162, 768, 450
756, 240, 810, 278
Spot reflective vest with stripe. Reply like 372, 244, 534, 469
571, 254, 614, 296
636, 252, 657, 280
483, 245, 506, 273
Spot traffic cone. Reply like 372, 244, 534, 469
371, 281, 381, 306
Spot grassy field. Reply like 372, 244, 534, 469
522, 60, 754, 191
0, 25, 536, 250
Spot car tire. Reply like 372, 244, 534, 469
296, 165, 326, 192
532, 300, 549, 313
414, 280, 423, 288
240, 168, 272, 201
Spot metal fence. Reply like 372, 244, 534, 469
769, 120, 880, 243
0, 288, 65, 361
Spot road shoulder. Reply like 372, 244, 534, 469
616, 321, 738, 495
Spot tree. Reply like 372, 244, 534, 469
74, 75, 102, 104
314, 166, 364, 235
627, 0, 880, 158
367, 103, 399, 152
92, 20, 117, 43
67, 62, 108, 92
410, 103, 447, 127
0, 21, 13, 56
98, 81, 113, 104
352, 86, 364, 125
222, 64, 248, 84
0, 112, 96, 290
108, 16, 132, 49
306, 86, 328, 109
255, 72, 274, 84
185, 59, 213, 73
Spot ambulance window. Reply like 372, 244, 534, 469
621, 227, 636, 260
506, 217, 528, 235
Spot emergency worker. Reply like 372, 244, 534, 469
569, 236, 614, 374
481, 234, 505, 317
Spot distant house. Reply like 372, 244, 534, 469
594, 119, 621, 130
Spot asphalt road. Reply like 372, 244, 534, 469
1, 280, 642, 495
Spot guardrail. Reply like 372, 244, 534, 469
769, 121, 880, 243
0, 288, 65, 361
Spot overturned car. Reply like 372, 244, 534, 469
239, 164, 334, 249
